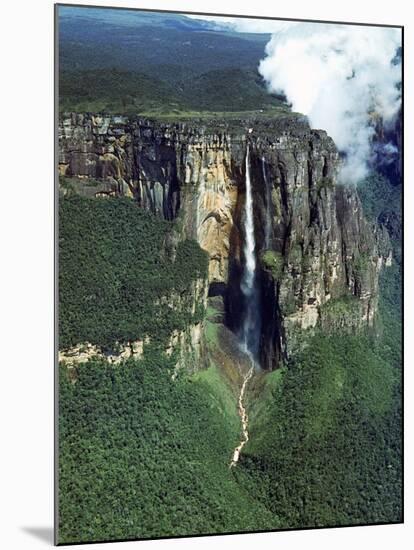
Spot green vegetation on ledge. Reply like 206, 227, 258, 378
319, 293, 362, 330
260, 250, 284, 280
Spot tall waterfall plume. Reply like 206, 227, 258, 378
240, 145, 261, 360
230, 144, 260, 467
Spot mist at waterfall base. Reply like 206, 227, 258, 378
259, 23, 402, 183
239, 146, 261, 366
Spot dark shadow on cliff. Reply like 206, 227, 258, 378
224, 160, 245, 338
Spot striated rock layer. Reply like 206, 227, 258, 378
59, 113, 391, 369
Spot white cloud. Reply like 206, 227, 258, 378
259, 23, 401, 182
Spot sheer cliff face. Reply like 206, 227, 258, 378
59, 114, 241, 284
59, 113, 391, 368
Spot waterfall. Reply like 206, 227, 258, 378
262, 156, 272, 250
230, 145, 260, 468
240, 145, 261, 360
230, 145, 263, 468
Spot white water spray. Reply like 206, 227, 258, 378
241, 146, 256, 300
240, 145, 260, 357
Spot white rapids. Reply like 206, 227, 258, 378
230, 357, 254, 467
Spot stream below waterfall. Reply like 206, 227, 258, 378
230, 357, 254, 467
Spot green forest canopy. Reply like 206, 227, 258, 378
59, 195, 208, 350
58, 174, 402, 543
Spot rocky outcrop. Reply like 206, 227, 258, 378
163, 277, 209, 374
59, 113, 391, 369
167, 323, 204, 377
59, 339, 147, 366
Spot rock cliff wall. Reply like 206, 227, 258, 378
59, 113, 391, 369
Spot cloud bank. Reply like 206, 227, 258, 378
259, 23, 402, 182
